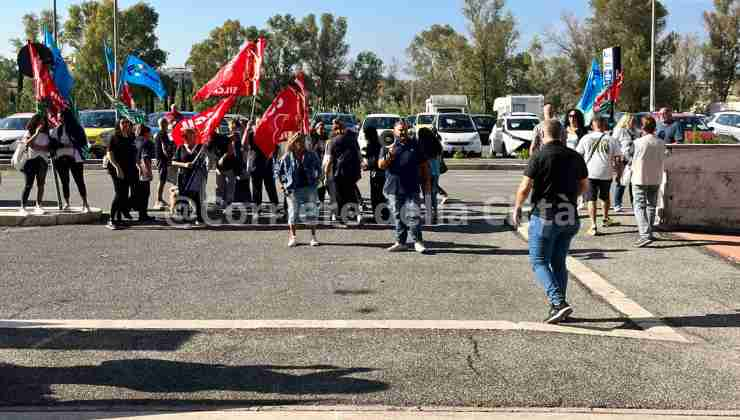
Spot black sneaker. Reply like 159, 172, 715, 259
544, 303, 573, 324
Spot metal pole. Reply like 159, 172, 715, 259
52, 0, 58, 43
649, 0, 656, 112
113, 0, 119, 98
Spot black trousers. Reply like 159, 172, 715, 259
21, 157, 48, 207
180, 190, 204, 223
110, 174, 129, 222
55, 157, 87, 201
370, 175, 388, 219
251, 170, 279, 206
335, 180, 360, 220
234, 177, 253, 203
134, 180, 151, 217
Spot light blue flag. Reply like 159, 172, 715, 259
103, 41, 115, 74
577, 58, 604, 123
43, 30, 75, 101
120, 55, 167, 99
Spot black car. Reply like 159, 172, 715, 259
471, 114, 496, 146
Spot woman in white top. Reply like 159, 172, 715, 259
52, 120, 91, 212
19, 114, 50, 215
611, 113, 639, 212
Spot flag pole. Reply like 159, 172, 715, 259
113, 0, 119, 98
52, 0, 58, 43
250, 95, 257, 122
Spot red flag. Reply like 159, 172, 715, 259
171, 96, 237, 146
254, 73, 310, 157
119, 82, 135, 109
248, 37, 266, 95
193, 41, 256, 102
28, 41, 66, 124
594, 71, 624, 113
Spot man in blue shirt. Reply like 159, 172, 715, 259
378, 121, 431, 253
657, 107, 683, 144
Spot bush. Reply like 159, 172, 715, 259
685, 134, 738, 144
516, 149, 530, 160
453, 151, 466, 159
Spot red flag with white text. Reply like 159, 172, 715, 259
193, 41, 257, 102
172, 96, 237, 146
254, 72, 310, 157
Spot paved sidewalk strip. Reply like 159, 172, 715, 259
516, 224, 690, 343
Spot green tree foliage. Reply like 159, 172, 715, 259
666, 34, 703, 110
62, 0, 167, 109
407, 24, 470, 96
344, 51, 384, 110
702, 0, 740, 102
304, 14, 350, 110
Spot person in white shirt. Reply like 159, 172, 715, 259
576, 115, 623, 235
631, 115, 666, 248
18, 114, 50, 216
52, 121, 91, 212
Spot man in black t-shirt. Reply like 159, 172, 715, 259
512, 119, 589, 324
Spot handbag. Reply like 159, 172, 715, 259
621, 164, 632, 186
11, 142, 29, 171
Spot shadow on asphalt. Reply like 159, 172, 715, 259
0, 329, 196, 351
0, 360, 389, 405
565, 311, 740, 329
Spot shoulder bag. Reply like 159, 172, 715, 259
11, 141, 29, 171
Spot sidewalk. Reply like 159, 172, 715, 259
666, 231, 740, 264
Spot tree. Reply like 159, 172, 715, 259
666, 34, 703, 110
304, 13, 350, 110
10, 10, 56, 51
406, 24, 470, 97
462, 0, 518, 113
346, 51, 384, 109
702, 0, 740, 102
186, 19, 261, 111
62, 0, 167, 109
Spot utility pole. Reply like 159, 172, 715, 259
649, 0, 656, 112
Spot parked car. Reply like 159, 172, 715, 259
79, 109, 117, 158
490, 112, 540, 157
706, 111, 740, 141
312, 112, 359, 132
471, 114, 496, 146
404, 115, 417, 128
0, 113, 34, 157
673, 113, 717, 143
357, 113, 402, 155
147, 111, 197, 137
434, 113, 482, 157
414, 113, 435, 132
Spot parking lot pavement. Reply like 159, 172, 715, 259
1, 170, 739, 410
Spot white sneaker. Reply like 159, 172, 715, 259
33, 206, 45, 215
62, 203, 71, 211
387, 243, 407, 252
614, 206, 624, 213
288, 237, 298, 248
356, 214, 363, 224
414, 242, 427, 254
17, 207, 28, 217
440, 195, 449, 205
310, 237, 320, 247
82, 205, 92, 214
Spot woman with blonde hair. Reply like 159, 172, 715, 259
612, 113, 638, 212
277, 133, 322, 247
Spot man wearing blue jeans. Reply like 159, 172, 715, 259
513, 119, 589, 324
630, 115, 666, 248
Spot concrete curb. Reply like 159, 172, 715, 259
0, 207, 103, 227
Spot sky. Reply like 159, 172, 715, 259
0, 0, 712, 73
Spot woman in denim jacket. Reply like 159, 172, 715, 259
278, 134, 322, 248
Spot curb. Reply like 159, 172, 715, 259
0, 208, 103, 227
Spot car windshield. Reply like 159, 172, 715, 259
0, 117, 30, 130
473, 116, 495, 129
507, 119, 538, 131
364, 117, 401, 130
417, 115, 434, 125
438, 115, 475, 132
317, 114, 356, 126
680, 117, 710, 131
79, 112, 116, 128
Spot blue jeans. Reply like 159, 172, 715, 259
528, 214, 580, 306
387, 193, 422, 244
633, 184, 659, 240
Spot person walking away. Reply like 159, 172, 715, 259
172, 128, 207, 226
657, 107, 683, 144
134, 124, 155, 222
576, 115, 623, 236
512, 119, 589, 324
363, 125, 388, 222
52, 118, 91, 212
531, 103, 566, 156
328, 119, 362, 224
378, 120, 431, 254
234, 126, 254, 204
154, 118, 175, 209
564, 108, 588, 150
105, 119, 137, 229
309, 121, 329, 203
631, 116, 666, 248
612, 113, 638, 213
277, 134, 322, 247
18, 114, 50, 216
417, 127, 443, 224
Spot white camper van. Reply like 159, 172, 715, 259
493, 95, 545, 119
425, 95, 469, 114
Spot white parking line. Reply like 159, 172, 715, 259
0, 318, 684, 342
517, 224, 690, 343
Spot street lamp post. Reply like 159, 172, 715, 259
650, 0, 656, 112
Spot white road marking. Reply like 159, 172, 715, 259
0, 319, 683, 342
517, 224, 690, 343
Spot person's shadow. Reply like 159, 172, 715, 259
0, 359, 389, 405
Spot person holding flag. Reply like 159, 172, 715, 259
172, 128, 207, 226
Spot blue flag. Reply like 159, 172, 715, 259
120, 55, 167, 99
43, 30, 74, 101
577, 59, 604, 117
103, 41, 115, 74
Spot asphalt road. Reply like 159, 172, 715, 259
0, 170, 739, 410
